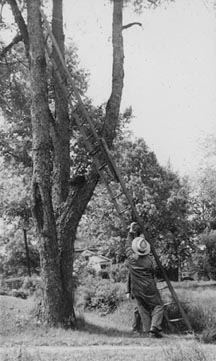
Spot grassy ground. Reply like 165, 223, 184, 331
1, 281, 216, 361
2, 342, 216, 361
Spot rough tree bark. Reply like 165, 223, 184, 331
27, 0, 64, 325
51, 0, 70, 207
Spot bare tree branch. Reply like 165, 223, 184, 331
147, 0, 157, 4
6, 0, 29, 57
122, 22, 143, 30
0, 33, 22, 59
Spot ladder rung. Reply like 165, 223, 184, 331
107, 177, 115, 184
98, 163, 107, 171
89, 147, 100, 156
113, 192, 123, 200
163, 302, 173, 307
119, 207, 131, 215
80, 121, 86, 127
86, 133, 95, 141
158, 285, 168, 291
169, 318, 183, 323
68, 89, 74, 98
44, 33, 49, 43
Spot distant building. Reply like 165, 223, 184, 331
75, 248, 111, 273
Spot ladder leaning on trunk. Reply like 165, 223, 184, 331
39, 8, 193, 334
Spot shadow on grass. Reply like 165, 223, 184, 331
76, 319, 138, 338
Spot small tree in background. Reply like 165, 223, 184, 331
200, 231, 216, 280
78, 132, 193, 280
0, 163, 39, 277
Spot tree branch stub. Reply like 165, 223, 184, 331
122, 22, 143, 30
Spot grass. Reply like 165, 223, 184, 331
1, 341, 216, 361
0, 281, 216, 361
162, 341, 216, 361
170, 280, 216, 289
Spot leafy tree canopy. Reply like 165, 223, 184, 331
78, 127, 193, 269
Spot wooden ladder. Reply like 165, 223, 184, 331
40, 8, 193, 334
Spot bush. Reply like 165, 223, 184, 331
163, 301, 206, 333
161, 284, 216, 336
22, 275, 42, 295
110, 263, 128, 283
84, 279, 125, 314
11, 289, 28, 299
98, 270, 110, 279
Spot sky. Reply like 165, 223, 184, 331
62, 0, 216, 175
1, 0, 215, 176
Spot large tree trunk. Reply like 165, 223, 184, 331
25, 0, 124, 327
27, 0, 64, 326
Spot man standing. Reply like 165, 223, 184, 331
125, 223, 164, 338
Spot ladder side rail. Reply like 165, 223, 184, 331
43, 30, 124, 184
44, 39, 68, 88
98, 171, 128, 230
100, 139, 149, 232
70, 109, 100, 154
151, 247, 192, 332
43, 29, 128, 214
40, 8, 99, 140
44, 38, 101, 153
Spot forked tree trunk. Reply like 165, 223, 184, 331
27, 0, 124, 327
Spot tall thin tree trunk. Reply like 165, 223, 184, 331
177, 256, 181, 282
51, 0, 70, 208
103, 0, 124, 147
23, 228, 31, 277
51, 0, 76, 326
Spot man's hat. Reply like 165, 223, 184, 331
131, 236, 151, 256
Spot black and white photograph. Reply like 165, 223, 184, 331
0, 0, 216, 360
